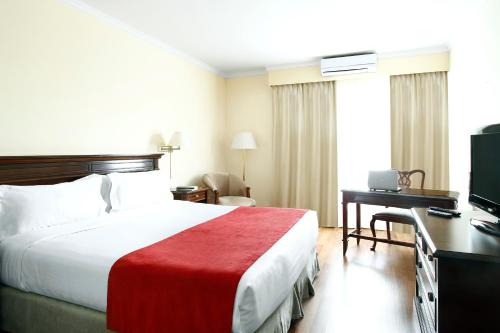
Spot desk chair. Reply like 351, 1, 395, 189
370, 169, 425, 250
202, 172, 256, 206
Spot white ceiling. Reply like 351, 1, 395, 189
75, 0, 471, 76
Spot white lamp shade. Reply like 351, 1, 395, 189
231, 131, 257, 150
168, 131, 190, 149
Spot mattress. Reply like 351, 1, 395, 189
0, 201, 318, 333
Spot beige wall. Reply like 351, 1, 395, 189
225, 75, 273, 206
0, 0, 226, 186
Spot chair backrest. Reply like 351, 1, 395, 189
397, 169, 425, 189
202, 172, 230, 196
202, 172, 247, 197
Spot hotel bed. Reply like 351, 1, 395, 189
0, 155, 319, 333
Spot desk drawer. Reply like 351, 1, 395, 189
423, 246, 437, 282
415, 225, 424, 250
416, 244, 437, 286
416, 245, 437, 331
415, 231, 437, 282
186, 191, 206, 202
416, 272, 437, 332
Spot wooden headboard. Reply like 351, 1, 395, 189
0, 154, 163, 186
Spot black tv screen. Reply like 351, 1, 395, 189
470, 132, 500, 218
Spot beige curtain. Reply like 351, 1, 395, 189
391, 72, 449, 232
272, 81, 337, 227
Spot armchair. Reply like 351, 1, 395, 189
202, 172, 256, 206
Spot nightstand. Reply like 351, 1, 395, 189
171, 188, 208, 203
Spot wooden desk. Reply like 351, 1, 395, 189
341, 189, 459, 255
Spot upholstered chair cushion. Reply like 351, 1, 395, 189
218, 196, 256, 207
228, 174, 247, 196
372, 208, 415, 224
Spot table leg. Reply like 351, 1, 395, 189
342, 202, 348, 255
356, 203, 361, 245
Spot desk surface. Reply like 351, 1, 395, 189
342, 188, 459, 199
412, 208, 500, 263
342, 188, 459, 209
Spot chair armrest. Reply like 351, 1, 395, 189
202, 174, 218, 192
214, 190, 220, 204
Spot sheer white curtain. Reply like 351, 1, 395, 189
391, 71, 449, 232
272, 81, 337, 227
336, 76, 391, 228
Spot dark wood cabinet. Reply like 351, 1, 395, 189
412, 208, 500, 333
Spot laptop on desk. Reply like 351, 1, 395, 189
368, 170, 401, 192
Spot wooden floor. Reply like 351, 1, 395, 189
290, 228, 418, 333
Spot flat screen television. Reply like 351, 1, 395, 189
469, 124, 500, 236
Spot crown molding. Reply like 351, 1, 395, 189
377, 45, 450, 59
58, 0, 226, 77
265, 60, 320, 72
225, 68, 268, 79
226, 60, 321, 79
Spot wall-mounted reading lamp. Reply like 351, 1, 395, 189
159, 131, 189, 180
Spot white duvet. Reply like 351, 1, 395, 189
0, 200, 318, 333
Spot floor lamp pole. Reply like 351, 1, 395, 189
168, 149, 173, 180
242, 149, 247, 182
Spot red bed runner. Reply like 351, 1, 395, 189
107, 206, 307, 333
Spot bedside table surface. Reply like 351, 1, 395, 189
171, 188, 207, 194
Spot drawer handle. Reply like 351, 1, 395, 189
427, 254, 434, 262
417, 261, 423, 269
427, 292, 435, 302
417, 231, 422, 237
417, 296, 423, 304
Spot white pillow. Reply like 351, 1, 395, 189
107, 170, 173, 212
0, 174, 107, 241
73, 174, 112, 212
100, 175, 112, 212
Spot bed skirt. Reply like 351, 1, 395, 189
0, 253, 319, 333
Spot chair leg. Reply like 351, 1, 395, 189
386, 221, 391, 240
356, 203, 361, 245
370, 218, 377, 251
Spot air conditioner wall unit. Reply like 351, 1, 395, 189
320, 53, 377, 76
